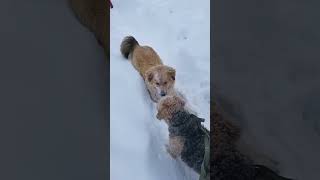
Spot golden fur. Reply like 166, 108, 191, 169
166, 136, 185, 159
131, 46, 163, 77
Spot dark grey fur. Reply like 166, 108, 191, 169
213, 146, 256, 180
168, 111, 208, 174
212, 108, 256, 180
120, 36, 139, 59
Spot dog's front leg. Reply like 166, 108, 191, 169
149, 91, 158, 102
146, 87, 159, 102
166, 136, 184, 159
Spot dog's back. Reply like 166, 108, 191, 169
120, 36, 163, 76
169, 111, 207, 173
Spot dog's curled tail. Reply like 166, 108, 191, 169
120, 36, 139, 59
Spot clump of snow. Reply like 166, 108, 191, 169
110, 0, 210, 179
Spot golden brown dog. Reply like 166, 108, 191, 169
121, 36, 176, 102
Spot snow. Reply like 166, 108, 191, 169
110, 0, 210, 179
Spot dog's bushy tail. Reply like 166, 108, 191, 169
120, 36, 139, 59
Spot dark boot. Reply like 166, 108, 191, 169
254, 165, 295, 180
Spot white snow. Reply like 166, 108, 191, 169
110, 0, 210, 179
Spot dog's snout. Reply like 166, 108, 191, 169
160, 91, 166, 97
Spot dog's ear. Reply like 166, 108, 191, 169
173, 96, 185, 107
157, 103, 169, 120
167, 67, 176, 80
145, 70, 154, 82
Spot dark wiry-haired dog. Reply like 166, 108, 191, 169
156, 95, 209, 174
212, 100, 256, 180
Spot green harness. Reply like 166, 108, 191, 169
199, 126, 210, 180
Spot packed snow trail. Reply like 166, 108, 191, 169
110, 0, 210, 179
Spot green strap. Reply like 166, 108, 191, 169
199, 127, 210, 180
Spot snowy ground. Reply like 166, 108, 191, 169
110, 0, 210, 179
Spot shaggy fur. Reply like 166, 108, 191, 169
69, 0, 109, 56
157, 96, 209, 174
121, 36, 176, 102
157, 95, 185, 122
170, 111, 207, 173
212, 100, 256, 180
